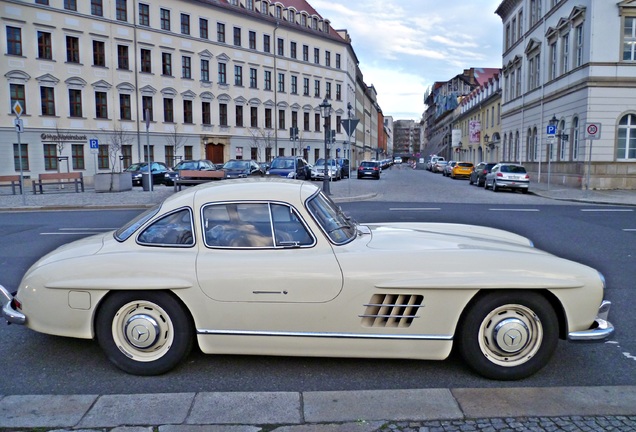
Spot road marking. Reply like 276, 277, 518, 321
580, 209, 634, 212
623, 229, 636, 232
389, 208, 441, 211
488, 208, 540, 212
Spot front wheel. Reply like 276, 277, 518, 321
457, 291, 559, 380
96, 291, 194, 376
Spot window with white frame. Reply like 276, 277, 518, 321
549, 41, 557, 80
575, 24, 584, 67
561, 33, 569, 74
623, 17, 636, 61
617, 114, 636, 159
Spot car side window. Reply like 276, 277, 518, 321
202, 202, 313, 248
137, 208, 194, 247
271, 203, 313, 246
203, 203, 273, 248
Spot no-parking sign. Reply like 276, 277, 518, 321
584, 123, 601, 140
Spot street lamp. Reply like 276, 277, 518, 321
319, 98, 332, 194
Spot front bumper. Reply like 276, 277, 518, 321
568, 300, 614, 341
0, 284, 26, 325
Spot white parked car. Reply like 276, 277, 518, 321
485, 163, 530, 193
0, 179, 613, 379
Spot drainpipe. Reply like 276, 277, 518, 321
273, 21, 279, 159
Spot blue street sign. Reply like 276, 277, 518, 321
306, 145, 310, 151
89, 139, 99, 149
546, 125, 557, 135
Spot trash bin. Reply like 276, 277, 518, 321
141, 172, 153, 191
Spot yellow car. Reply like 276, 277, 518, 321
452, 162, 474, 179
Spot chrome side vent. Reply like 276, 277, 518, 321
360, 294, 423, 328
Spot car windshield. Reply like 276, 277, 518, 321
224, 161, 249, 169
271, 159, 295, 169
114, 205, 161, 241
125, 163, 147, 172
306, 192, 356, 244
315, 159, 336, 166
502, 165, 527, 173
174, 161, 201, 170
458, 163, 473, 167
360, 161, 377, 167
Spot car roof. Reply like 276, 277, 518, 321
160, 178, 319, 210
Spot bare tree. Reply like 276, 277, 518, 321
53, 122, 68, 173
247, 127, 275, 161
101, 123, 134, 191
164, 124, 187, 166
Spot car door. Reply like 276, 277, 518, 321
196, 201, 343, 303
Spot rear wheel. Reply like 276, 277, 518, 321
457, 291, 559, 380
492, 181, 499, 192
96, 291, 194, 376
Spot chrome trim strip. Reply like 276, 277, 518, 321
197, 328, 453, 341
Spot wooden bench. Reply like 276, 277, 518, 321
174, 169, 225, 191
0, 175, 22, 195
32, 172, 85, 194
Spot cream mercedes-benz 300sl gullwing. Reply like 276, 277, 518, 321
0, 179, 614, 380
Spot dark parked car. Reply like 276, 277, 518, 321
222, 159, 264, 179
335, 158, 351, 178
164, 160, 221, 186
124, 162, 170, 186
267, 156, 311, 179
469, 162, 498, 187
357, 160, 381, 179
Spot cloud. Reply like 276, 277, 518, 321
311, 0, 503, 120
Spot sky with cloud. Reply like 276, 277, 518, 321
312, 0, 504, 121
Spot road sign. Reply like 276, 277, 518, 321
12, 101, 24, 118
584, 122, 601, 140
89, 139, 99, 149
546, 125, 557, 135
14, 118, 23, 133
341, 118, 359, 137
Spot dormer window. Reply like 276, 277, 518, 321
312, 17, 318, 30
245, 0, 253, 10
301, 14, 307, 27
288, 10, 295, 23
276, 6, 282, 19
228, 0, 237, 5
261, 1, 268, 14
323, 21, 329, 33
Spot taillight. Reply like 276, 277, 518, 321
524, 174, 530, 179
496, 172, 503, 177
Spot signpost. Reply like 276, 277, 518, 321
12, 101, 26, 205
584, 123, 601, 192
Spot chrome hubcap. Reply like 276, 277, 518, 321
492, 317, 530, 354
124, 313, 160, 349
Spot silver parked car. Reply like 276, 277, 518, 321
485, 163, 530, 193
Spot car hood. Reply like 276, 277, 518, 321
346, 223, 598, 290
363, 223, 535, 252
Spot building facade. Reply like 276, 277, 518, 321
496, 0, 636, 189
2, 0, 373, 185
455, 72, 502, 164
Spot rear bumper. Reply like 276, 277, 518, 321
497, 180, 529, 189
0, 284, 26, 325
568, 300, 614, 342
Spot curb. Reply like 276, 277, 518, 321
1, 387, 635, 430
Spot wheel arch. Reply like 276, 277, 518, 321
454, 288, 568, 341
93, 289, 197, 341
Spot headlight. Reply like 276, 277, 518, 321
266, 170, 270, 175
286, 172, 295, 178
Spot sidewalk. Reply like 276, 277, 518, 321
2, 178, 636, 431
1, 176, 636, 210
1, 386, 636, 431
